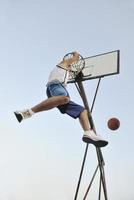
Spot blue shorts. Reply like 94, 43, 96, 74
46, 80, 85, 119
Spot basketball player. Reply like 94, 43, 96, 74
14, 52, 108, 147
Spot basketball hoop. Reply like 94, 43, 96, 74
63, 52, 85, 79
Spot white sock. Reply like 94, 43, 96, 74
84, 130, 90, 135
84, 129, 95, 135
28, 109, 35, 116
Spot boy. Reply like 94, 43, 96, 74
14, 52, 108, 147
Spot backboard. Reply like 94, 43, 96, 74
68, 50, 120, 83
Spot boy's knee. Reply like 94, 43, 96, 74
82, 109, 88, 114
63, 96, 70, 103
80, 109, 88, 118
60, 96, 70, 104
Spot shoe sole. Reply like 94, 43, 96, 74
82, 136, 108, 147
14, 112, 23, 123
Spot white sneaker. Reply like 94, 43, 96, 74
82, 130, 108, 147
14, 109, 32, 123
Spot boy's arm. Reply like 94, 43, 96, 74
58, 52, 80, 70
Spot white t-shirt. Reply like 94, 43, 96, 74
48, 66, 69, 86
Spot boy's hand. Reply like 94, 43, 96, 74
58, 51, 81, 70
72, 51, 80, 57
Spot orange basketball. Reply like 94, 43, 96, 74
107, 118, 120, 131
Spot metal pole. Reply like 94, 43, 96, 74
98, 174, 102, 200
74, 144, 89, 200
74, 79, 108, 200
83, 165, 99, 200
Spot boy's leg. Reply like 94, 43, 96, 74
14, 96, 69, 122
31, 96, 69, 113
79, 109, 108, 147
79, 109, 91, 131
56, 100, 108, 147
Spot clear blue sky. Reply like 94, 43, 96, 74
0, 0, 134, 199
